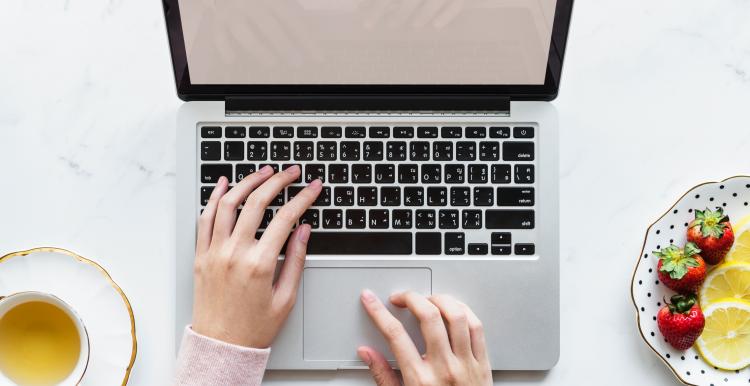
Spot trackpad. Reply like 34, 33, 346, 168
303, 267, 431, 362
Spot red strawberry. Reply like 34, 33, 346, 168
687, 207, 734, 265
655, 243, 706, 293
657, 294, 705, 350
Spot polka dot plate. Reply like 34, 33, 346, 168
631, 176, 750, 386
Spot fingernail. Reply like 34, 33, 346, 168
260, 165, 273, 174
361, 289, 376, 303
297, 224, 311, 243
218, 176, 228, 185
359, 349, 372, 366
284, 164, 300, 174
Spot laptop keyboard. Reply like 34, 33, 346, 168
198, 124, 537, 256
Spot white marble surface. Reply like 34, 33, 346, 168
1, 0, 749, 385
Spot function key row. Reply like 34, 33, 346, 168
201, 126, 535, 139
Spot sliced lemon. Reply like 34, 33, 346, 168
700, 262, 750, 305
695, 299, 750, 370
726, 214, 750, 264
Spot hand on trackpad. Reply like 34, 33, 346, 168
302, 267, 431, 362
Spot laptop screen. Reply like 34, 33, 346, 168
178, 0, 557, 86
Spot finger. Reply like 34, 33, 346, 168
257, 178, 322, 258
428, 294, 471, 358
389, 291, 452, 359
212, 165, 275, 242
361, 289, 422, 369
196, 176, 229, 254
457, 301, 488, 362
357, 346, 401, 386
272, 224, 311, 308
234, 165, 302, 239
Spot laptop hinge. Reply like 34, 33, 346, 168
224, 95, 510, 117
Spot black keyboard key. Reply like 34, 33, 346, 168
427, 187, 447, 206
415, 210, 436, 229
368, 209, 389, 229
421, 164, 441, 184
386, 141, 407, 161
345, 126, 366, 138
363, 142, 384, 161
322, 126, 342, 138
201, 141, 221, 161
357, 187, 378, 206
417, 126, 438, 138
270, 190, 285, 206
235, 164, 256, 182
259, 209, 274, 229
287, 186, 304, 201
514, 127, 534, 138
225, 126, 246, 138
404, 187, 424, 206
433, 142, 453, 161
322, 209, 343, 229
334, 187, 355, 206
294, 141, 315, 161
249, 126, 270, 138
462, 210, 482, 229
351, 164, 372, 183
468, 164, 488, 184
444, 165, 465, 184
270, 141, 291, 161
328, 164, 349, 183
503, 142, 534, 161
273, 126, 294, 138
317, 142, 337, 161
456, 142, 476, 161
375, 164, 395, 183
394, 126, 414, 138
485, 210, 535, 229
313, 187, 331, 206
409, 142, 430, 161
491, 164, 512, 184
441, 126, 462, 138
224, 141, 244, 161
201, 126, 221, 138
439, 210, 460, 229
392, 209, 412, 229
346, 209, 366, 229
300, 209, 320, 228
297, 126, 318, 138
200, 186, 212, 205
466, 127, 486, 138
473, 187, 494, 206
491, 232, 512, 245
380, 187, 401, 206
306, 232, 412, 254
201, 164, 232, 183
490, 127, 510, 138
416, 232, 441, 255
450, 187, 471, 206
479, 142, 500, 161
305, 164, 325, 183
497, 187, 534, 206
247, 142, 267, 161
515, 243, 535, 255
340, 142, 360, 161
468, 243, 488, 255
492, 245, 511, 255
369, 126, 390, 138
514, 164, 535, 184
398, 164, 419, 184
445, 232, 465, 255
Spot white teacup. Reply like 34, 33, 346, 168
0, 291, 90, 386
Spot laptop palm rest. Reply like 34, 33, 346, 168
302, 267, 432, 363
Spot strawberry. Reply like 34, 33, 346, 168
687, 207, 734, 265
655, 243, 706, 293
657, 294, 705, 350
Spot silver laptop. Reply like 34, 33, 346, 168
167, 0, 572, 370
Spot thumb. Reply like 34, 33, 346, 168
358, 346, 401, 386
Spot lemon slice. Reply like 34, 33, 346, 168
700, 262, 750, 305
726, 214, 750, 264
695, 299, 750, 370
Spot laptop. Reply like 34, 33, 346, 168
166, 0, 572, 370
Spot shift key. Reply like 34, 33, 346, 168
485, 210, 535, 229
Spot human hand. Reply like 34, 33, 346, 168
191, 165, 321, 348
358, 290, 492, 386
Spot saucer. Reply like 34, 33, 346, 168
631, 176, 750, 386
0, 247, 136, 385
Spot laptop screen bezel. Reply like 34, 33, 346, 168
162, 0, 574, 102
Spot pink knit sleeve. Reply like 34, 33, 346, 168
175, 326, 270, 386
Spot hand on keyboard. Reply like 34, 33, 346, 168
358, 290, 492, 386
191, 164, 322, 348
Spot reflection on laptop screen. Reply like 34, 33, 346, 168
178, 0, 557, 85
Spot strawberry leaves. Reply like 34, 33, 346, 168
655, 243, 702, 280
693, 207, 730, 239
666, 294, 698, 314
